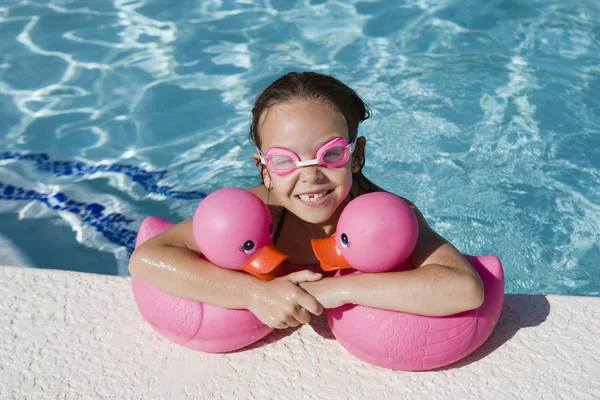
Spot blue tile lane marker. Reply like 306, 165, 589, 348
0, 152, 208, 253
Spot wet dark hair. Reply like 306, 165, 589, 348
249, 71, 377, 196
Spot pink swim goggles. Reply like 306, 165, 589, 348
258, 137, 357, 176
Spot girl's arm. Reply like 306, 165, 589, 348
129, 219, 258, 309
300, 200, 485, 316
129, 219, 324, 328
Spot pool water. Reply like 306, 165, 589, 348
0, 0, 598, 296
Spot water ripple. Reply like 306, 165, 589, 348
0, 0, 598, 295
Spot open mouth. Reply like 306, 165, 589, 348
295, 189, 334, 203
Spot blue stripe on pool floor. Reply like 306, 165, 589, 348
1, 152, 208, 253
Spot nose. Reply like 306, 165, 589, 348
299, 165, 324, 183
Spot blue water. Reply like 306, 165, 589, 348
0, 0, 598, 296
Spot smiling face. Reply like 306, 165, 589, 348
254, 99, 355, 224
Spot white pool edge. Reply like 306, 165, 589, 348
2, 265, 599, 399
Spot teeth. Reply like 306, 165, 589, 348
298, 190, 329, 202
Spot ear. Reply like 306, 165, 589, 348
253, 153, 262, 172
253, 153, 272, 188
351, 136, 367, 173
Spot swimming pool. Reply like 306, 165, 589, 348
0, 0, 598, 296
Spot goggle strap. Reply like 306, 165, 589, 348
295, 158, 321, 167
349, 140, 357, 152
257, 149, 267, 165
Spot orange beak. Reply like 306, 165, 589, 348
241, 245, 289, 281
311, 237, 352, 272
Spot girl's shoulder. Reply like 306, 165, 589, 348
356, 176, 416, 209
246, 185, 268, 202
245, 185, 286, 223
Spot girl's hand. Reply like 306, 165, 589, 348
248, 270, 325, 329
299, 277, 347, 309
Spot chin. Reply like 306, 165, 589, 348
291, 197, 343, 225
297, 211, 334, 225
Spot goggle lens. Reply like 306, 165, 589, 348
322, 146, 345, 163
269, 154, 296, 174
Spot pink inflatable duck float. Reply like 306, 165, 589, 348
311, 192, 505, 371
131, 188, 288, 352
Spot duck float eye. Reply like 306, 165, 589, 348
242, 240, 256, 254
269, 223, 274, 237
340, 233, 350, 247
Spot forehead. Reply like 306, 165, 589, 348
258, 100, 349, 150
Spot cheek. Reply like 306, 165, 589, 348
324, 166, 351, 183
327, 169, 353, 200
270, 176, 295, 198
338, 169, 354, 190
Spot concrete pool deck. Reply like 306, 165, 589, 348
2, 265, 599, 399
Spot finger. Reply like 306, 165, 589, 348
274, 321, 289, 330
298, 293, 324, 316
284, 316, 300, 328
285, 270, 323, 285
293, 306, 311, 325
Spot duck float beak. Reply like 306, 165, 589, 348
311, 237, 352, 272
242, 245, 289, 281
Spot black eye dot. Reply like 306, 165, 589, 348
243, 240, 255, 252
269, 224, 273, 236
341, 233, 349, 245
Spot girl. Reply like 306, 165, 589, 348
128, 72, 484, 330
